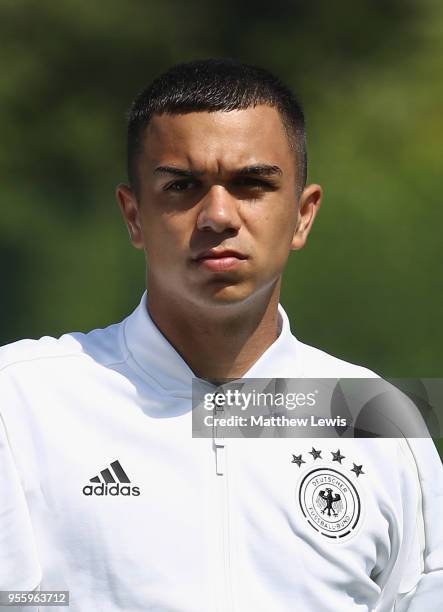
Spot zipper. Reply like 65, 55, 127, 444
213, 407, 234, 612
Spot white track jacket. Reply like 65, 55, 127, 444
1, 292, 442, 611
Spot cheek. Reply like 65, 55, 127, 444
259, 207, 297, 249
141, 213, 191, 259
248, 211, 297, 276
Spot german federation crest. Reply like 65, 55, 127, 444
298, 467, 361, 540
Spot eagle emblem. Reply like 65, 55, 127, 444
316, 488, 344, 517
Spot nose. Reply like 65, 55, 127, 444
196, 185, 241, 234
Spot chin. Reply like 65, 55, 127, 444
192, 282, 259, 308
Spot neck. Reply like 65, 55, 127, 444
146, 282, 281, 381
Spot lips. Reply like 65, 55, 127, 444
194, 249, 247, 261
193, 249, 248, 272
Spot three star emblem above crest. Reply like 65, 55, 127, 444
291, 448, 365, 478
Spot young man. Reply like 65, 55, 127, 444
1, 60, 442, 611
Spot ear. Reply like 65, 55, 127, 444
115, 184, 144, 249
290, 184, 322, 251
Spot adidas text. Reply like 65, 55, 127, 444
83, 483, 141, 496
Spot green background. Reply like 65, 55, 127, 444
1, 1, 441, 452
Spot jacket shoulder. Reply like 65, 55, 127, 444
0, 321, 125, 374
296, 339, 378, 378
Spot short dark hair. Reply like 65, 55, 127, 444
127, 59, 307, 194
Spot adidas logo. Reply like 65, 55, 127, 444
82, 460, 140, 496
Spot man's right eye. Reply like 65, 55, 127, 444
164, 179, 197, 192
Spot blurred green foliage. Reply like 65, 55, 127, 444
0, 0, 441, 402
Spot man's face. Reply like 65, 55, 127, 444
117, 105, 321, 310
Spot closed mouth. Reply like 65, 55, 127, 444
194, 250, 248, 261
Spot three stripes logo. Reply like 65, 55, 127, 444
82, 460, 140, 496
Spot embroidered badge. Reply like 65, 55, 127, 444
293, 449, 364, 541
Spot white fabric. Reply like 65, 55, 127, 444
0, 291, 442, 611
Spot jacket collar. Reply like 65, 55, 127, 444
122, 291, 301, 397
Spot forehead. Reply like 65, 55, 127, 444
141, 105, 294, 172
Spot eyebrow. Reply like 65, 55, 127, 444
237, 165, 282, 177
154, 166, 201, 178
153, 164, 283, 178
